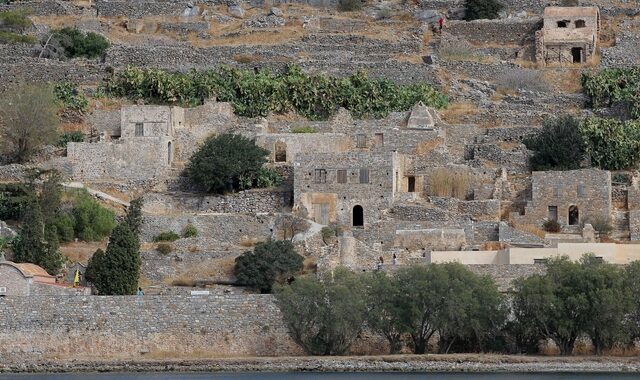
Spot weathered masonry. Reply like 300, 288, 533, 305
536, 6, 600, 65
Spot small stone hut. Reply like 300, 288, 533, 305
536, 6, 600, 65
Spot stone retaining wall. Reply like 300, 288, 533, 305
0, 295, 301, 360
143, 190, 292, 215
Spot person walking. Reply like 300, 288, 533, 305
392, 253, 397, 266
438, 16, 446, 33
136, 287, 144, 296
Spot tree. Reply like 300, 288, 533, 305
234, 240, 304, 293
184, 133, 271, 194
363, 271, 404, 354
124, 197, 144, 236
0, 84, 59, 163
464, 0, 503, 20
49, 27, 110, 59
524, 115, 585, 171
38, 170, 62, 227
624, 261, 640, 343
86, 222, 140, 295
274, 268, 367, 355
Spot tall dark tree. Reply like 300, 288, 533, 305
124, 197, 144, 236
234, 240, 304, 293
524, 115, 586, 171
86, 222, 140, 295
185, 133, 270, 194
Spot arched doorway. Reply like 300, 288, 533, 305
569, 205, 579, 225
168, 142, 173, 165
275, 141, 287, 162
353, 205, 364, 227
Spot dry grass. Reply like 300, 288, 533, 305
509, 221, 546, 239
239, 236, 265, 247
166, 256, 238, 286
440, 102, 479, 124
60, 241, 108, 264
427, 169, 470, 199
481, 241, 507, 250
392, 53, 424, 64
542, 68, 583, 94
496, 69, 549, 93
414, 138, 444, 155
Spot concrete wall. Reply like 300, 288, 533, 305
0, 295, 301, 361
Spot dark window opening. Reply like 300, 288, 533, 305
548, 206, 558, 222
534, 258, 549, 264
408, 176, 416, 193
571, 47, 583, 63
353, 205, 364, 227
134, 123, 144, 137
275, 141, 287, 162
575, 19, 586, 28
314, 169, 327, 184
359, 168, 369, 184
356, 134, 367, 148
337, 169, 347, 184
167, 142, 172, 164
557, 20, 569, 28
569, 205, 579, 226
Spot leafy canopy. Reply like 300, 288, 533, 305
234, 240, 304, 293
465, 0, 503, 20
524, 115, 585, 171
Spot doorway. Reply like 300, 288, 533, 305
353, 205, 364, 227
571, 47, 583, 63
408, 176, 416, 193
569, 205, 579, 226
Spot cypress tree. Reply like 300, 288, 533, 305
124, 197, 143, 236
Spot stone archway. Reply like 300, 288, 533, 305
353, 205, 364, 227
569, 205, 579, 226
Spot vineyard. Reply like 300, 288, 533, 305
102, 65, 449, 120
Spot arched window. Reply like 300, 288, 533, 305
353, 205, 364, 227
569, 205, 579, 226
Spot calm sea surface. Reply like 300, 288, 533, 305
1, 373, 640, 380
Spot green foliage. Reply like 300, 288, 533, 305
580, 117, 640, 170
0, 31, 35, 44
51, 27, 110, 59
153, 231, 180, 242
185, 133, 273, 194
320, 225, 340, 244
512, 255, 631, 355
86, 222, 141, 295
253, 167, 282, 189
464, 0, 503, 20
124, 197, 144, 236
0, 183, 32, 220
291, 126, 316, 133
0, 9, 31, 30
524, 116, 585, 171
582, 67, 640, 119
53, 213, 75, 242
103, 65, 448, 120
156, 242, 173, 255
182, 223, 198, 238
53, 82, 89, 113
543, 219, 561, 233
363, 271, 404, 354
56, 131, 85, 148
274, 267, 367, 355
234, 240, 304, 293
71, 190, 117, 241
337, 0, 362, 11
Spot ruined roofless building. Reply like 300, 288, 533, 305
536, 6, 600, 65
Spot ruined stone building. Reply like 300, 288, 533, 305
536, 6, 600, 65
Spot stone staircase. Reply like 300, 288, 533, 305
611, 209, 630, 241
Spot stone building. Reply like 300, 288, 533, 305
536, 6, 600, 65
515, 169, 611, 228
293, 152, 409, 227
0, 262, 55, 296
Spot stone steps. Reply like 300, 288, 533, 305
611, 210, 630, 241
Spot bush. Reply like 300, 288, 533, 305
337, 0, 362, 11
0, 183, 32, 220
543, 219, 561, 233
583, 215, 613, 235
71, 190, 117, 241
234, 240, 304, 293
0, 31, 35, 44
291, 126, 316, 133
56, 131, 85, 148
580, 117, 640, 170
182, 223, 198, 238
427, 169, 470, 199
156, 242, 174, 255
582, 67, 640, 119
154, 231, 180, 242
465, 0, 503, 20
50, 27, 110, 59
0, 9, 31, 30
524, 116, 585, 171
185, 133, 272, 194
53, 82, 89, 113
53, 213, 75, 242
103, 65, 448, 120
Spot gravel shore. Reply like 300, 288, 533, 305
2, 355, 640, 373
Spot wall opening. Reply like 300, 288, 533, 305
571, 47, 583, 63
374, 133, 384, 146
548, 205, 558, 222
337, 169, 347, 184
134, 123, 144, 137
168, 142, 172, 165
575, 19, 586, 28
313, 203, 329, 225
275, 141, 287, 162
359, 168, 369, 184
407, 176, 416, 193
568, 205, 579, 225
353, 205, 364, 227
557, 20, 569, 28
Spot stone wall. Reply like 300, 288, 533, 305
143, 190, 292, 215
0, 295, 301, 360
447, 18, 541, 46
0, 0, 87, 16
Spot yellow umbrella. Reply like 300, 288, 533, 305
73, 269, 80, 287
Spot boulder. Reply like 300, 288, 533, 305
0, 221, 17, 239
182, 5, 201, 17
270, 7, 283, 17
228, 5, 245, 19
415, 9, 439, 23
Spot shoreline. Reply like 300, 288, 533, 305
2, 355, 640, 373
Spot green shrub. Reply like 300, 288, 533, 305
0, 31, 35, 44
580, 117, 640, 170
524, 115, 585, 171
337, 0, 362, 11
156, 242, 174, 255
291, 126, 316, 133
56, 131, 85, 147
0, 9, 31, 30
0, 183, 32, 220
465, 0, 503, 20
71, 190, 117, 241
182, 223, 198, 238
543, 219, 561, 233
51, 27, 110, 59
154, 231, 180, 242
235, 240, 304, 293
103, 65, 448, 120
53, 213, 75, 242
582, 67, 640, 119
54, 82, 89, 112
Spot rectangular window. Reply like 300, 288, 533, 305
374, 133, 384, 146
134, 123, 144, 137
314, 169, 327, 184
534, 258, 549, 264
548, 206, 558, 222
359, 168, 369, 184
356, 134, 367, 148
577, 184, 585, 197
337, 170, 347, 184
